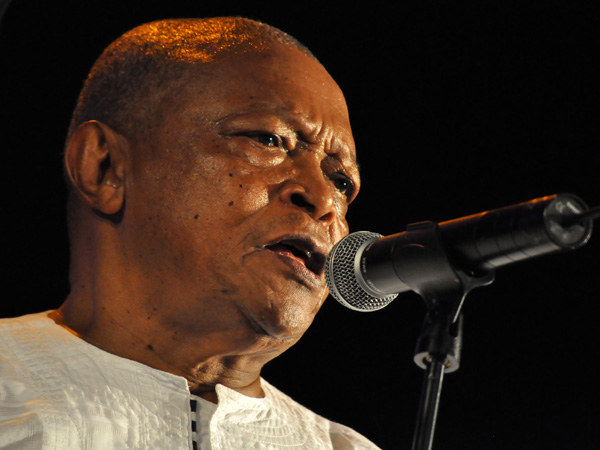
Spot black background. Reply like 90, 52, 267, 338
1, 1, 599, 449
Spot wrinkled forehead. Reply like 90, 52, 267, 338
183, 45, 351, 128
172, 45, 355, 150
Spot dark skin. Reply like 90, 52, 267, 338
51, 42, 360, 403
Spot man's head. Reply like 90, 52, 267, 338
63, 18, 360, 365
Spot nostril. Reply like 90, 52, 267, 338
290, 193, 315, 214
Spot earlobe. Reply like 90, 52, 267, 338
64, 121, 128, 215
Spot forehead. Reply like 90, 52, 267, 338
168, 45, 356, 161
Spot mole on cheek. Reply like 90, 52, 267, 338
228, 201, 234, 206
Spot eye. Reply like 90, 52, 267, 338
330, 173, 355, 200
242, 132, 284, 148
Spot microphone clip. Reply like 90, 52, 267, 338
397, 220, 494, 372
407, 221, 494, 450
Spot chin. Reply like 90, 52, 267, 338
254, 300, 320, 341
235, 268, 328, 340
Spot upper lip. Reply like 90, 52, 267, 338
263, 233, 329, 276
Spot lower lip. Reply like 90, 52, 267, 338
265, 250, 322, 287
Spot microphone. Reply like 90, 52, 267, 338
326, 194, 594, 312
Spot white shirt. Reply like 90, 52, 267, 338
0, 312, 380, 449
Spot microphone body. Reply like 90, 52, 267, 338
326, 194, 593, 311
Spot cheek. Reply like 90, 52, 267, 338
331, 217, 350, 246
220, 166, 286, 223
227, 172, 270, 214
334, 197, 349, 222
158, 150, 268, 223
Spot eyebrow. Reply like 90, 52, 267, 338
316, 146, 360, 178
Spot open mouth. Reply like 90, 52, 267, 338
264, 238, 326, 276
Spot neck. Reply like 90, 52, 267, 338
50, 293, 293, 402
62, 220, 298, 401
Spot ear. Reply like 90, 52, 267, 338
64, 121, 129, 215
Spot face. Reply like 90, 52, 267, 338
122, 44, 360, 345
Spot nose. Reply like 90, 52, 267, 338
278, 176, 337, 227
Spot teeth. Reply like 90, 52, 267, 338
305, 251, 312, 259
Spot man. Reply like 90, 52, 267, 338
0, 17, 379, 449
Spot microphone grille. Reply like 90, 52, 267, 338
326, 231, 398, 312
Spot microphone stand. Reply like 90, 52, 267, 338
327, 193, 597, 449
394, 221, 495, 450
412, 309, 460, 450
406, 197, 600, 449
